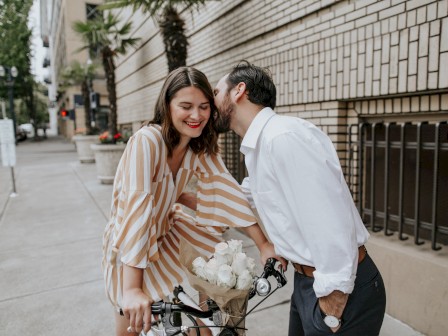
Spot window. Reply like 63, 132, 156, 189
86, 4, 100, 21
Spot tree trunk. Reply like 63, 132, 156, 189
24, 86, 37, 139
159, 5, 188, 72
102, 47, 118, 140
81, 80, 92, 134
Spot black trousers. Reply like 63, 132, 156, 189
288, 254, 386, 336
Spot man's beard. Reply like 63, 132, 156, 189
214, 94, 233, 134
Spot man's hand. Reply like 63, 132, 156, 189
177, 192, 197, 210
318, 290, 348, 333
241, 224, 288, 271
259, 241, 288, 271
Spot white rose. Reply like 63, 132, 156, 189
246, 256, 257, 276
231, 252, 248, 276
227, 239, 243, 255
192, 257, 207, 280
236, 269, 254, 290
217, 264, 236, 288
214, 253, 230, 266
205, 258, 219, 284
214, 242, 232, 265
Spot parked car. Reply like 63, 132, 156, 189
18, 123, 35, 138
16, 126, 27, 142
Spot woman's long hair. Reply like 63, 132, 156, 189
148, 67, 219, 156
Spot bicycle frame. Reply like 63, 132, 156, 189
122, 258, 287, 336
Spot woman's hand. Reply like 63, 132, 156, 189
122, 287, 153, 335
122, 264, 152, 334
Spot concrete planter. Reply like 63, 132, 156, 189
72, 135, 99, 163
91, 143, 126, 184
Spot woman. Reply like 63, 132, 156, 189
102, 67, 284, 336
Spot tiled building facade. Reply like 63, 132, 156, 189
42, 0, 108, 138
114, 1, 448, 334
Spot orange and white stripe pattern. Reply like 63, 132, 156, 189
102, 125, 256, 307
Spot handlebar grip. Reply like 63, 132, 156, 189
118, 302, 164, 317
262, 258, 277, 277
119, 303, 213, 318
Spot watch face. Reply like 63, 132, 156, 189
323, 315, 340, 328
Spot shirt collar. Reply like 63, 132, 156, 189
240, 107, 275, 154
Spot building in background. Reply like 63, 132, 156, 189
111, 1, 448, 335
40, 0, 108, 139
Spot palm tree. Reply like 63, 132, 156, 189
101, 0, 207, 71
59, 60, 98, 134
73, 12, 140, 139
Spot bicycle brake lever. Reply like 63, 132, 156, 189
160, 303, 182, 336
273, 266, 287, 288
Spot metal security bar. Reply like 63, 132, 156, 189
221, 131, 246, 183
351, 122, 448, 251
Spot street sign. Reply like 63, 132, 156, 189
0, 119, 16, 167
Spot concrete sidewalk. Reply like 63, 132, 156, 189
0, 136, 423, 335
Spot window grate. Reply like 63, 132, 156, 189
349, 122, 448, 251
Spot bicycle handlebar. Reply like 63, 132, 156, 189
248, 257, 287, 299
119, 257, 287, 322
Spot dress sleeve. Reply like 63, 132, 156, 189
112, 132, 160, 268
195, 153, 257, 231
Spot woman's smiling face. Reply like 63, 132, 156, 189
169, 86, 211, 144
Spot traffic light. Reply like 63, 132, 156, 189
90, 92, 100, 109
60, 109, 68, 118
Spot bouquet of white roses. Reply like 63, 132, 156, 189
192, 240, 257, 290
179, 239, 257, 335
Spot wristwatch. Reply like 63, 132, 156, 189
323, 314, 341, 328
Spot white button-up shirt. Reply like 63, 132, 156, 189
240, 107, 369, 297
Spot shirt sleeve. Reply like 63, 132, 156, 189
113, 132, 159, 268
194, 153, 257, 232
268, 131, 358, 297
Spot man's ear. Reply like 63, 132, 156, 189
234, 82, 247, 101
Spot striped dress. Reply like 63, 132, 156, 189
102, 125, 256, 308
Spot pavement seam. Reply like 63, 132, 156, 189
71, 164, 109, 221
0, 278, 103, 303
0, 193, 11, 225
0, 236, 100, 255
0, 168, 20, 225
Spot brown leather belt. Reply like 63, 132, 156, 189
292, 245, 367, 278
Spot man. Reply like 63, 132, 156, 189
213, 61, 386, 336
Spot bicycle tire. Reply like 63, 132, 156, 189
184, 313, 200, 336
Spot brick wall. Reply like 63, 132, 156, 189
115, 0, 448, 137
114, 0, 448, 202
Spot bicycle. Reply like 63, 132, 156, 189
120, 258, 287, 336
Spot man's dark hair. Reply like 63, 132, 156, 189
226, 60, 276, 109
